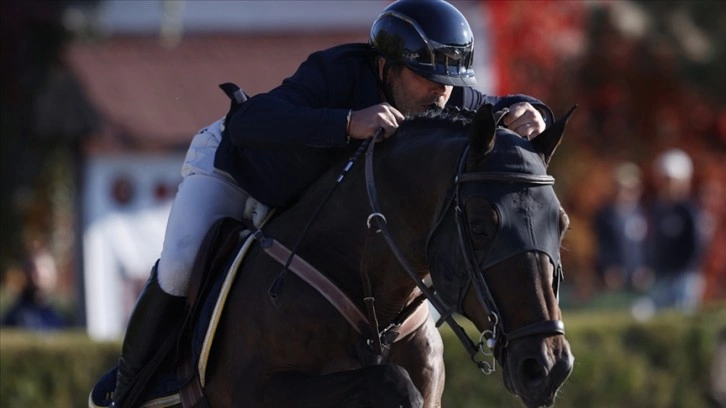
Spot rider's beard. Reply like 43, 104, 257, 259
384, 74, 439, 117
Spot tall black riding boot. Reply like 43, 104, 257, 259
112, 264, 186, 407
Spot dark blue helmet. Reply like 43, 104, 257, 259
370, 0, 476, 87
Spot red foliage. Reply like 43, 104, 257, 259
483, 0, 726, 304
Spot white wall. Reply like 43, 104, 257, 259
82, 153, 183, 340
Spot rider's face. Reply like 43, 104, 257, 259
381, 59, 453, 116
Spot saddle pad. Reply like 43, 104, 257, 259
193, 230, 256, 386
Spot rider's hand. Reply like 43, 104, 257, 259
347, 103, 405, 141
502, 102, 546, 140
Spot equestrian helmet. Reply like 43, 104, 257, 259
370, 0, 476, 87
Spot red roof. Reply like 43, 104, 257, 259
65, 32, 365, 151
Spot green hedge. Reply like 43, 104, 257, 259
442, 306, 726, 408
0, 331, 119, 408
1, 306, 724, 408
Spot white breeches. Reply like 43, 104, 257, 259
157, 119, 268, 296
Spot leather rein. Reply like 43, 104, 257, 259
363, 128, 565, 374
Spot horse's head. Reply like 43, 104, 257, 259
426, 104, 576, 408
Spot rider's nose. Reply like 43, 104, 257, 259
430, 82, 447, 96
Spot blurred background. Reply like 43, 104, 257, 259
0, 0, 724, 406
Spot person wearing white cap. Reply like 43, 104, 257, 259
645, 148, 707, 313
655, 148, 694, 197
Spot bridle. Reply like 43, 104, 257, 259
364, 128, 565, 375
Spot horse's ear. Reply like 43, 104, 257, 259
469, 104, 496, 159
532, 105, 577, 167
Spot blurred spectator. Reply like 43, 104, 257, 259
644, 148, 708, 313
1, 246, 66, 330
593, 162, 651, 292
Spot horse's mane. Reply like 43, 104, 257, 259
292, 108, 476, 209
397, 106, 477, 137
300, 107, 479, 204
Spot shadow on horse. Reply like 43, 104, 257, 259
119, 103, 576, 408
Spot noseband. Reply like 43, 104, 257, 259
364, 132, 565, 375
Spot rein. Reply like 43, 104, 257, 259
364, 128, 565, 374
364, 131, 490, 372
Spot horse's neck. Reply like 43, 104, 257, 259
347, 136, 466, 315
374, 135, 465, 244
267, 134, 464, 321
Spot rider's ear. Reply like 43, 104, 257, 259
377, 57, 387, 82
532, 105, 577, 167
469, 104, 496, 162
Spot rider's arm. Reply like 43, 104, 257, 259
451, 86, 555, 127
226, 48, 360, 150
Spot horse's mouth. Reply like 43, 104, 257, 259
520, 396, 555, 408
501, 355, 561, 408
504, 374, 555, 408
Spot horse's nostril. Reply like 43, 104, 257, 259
520, 358, 546, 386
551, 356, 574, 382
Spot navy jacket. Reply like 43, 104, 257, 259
646, 200, 705, 276
216, 43, 553, 208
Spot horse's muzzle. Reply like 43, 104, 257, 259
502, 336, 573, 408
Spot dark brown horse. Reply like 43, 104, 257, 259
176, 103, 575, 408
92, 103, 575, 408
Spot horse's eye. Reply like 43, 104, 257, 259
467, 216, 497, 250
464, 198, 498, 246
470, 222, 490, 236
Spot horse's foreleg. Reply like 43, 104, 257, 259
261, 364, 423, 408
389, 318, 446, 408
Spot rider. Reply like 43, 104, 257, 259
103, 1, 554, 406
